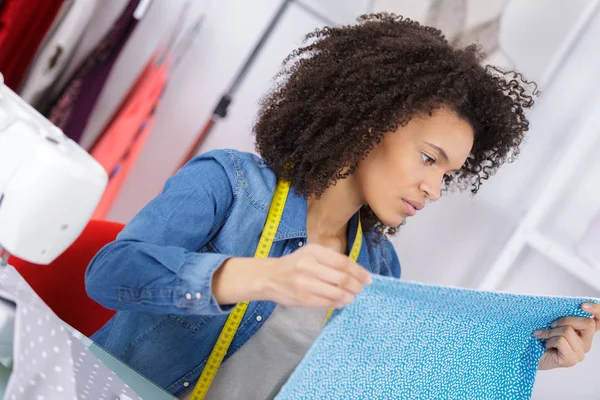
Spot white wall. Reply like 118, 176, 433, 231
67, 1, 600, 398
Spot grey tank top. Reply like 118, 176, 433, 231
181, 305, 329, 400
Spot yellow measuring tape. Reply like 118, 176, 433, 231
189, 180, 362, 399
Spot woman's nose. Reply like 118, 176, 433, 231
419, 178, 442, 201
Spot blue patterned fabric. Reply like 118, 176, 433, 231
276, 275, 598, 400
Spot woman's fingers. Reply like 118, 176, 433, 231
311, 245, 372, 285
535, 326, 586, 366
271, 243, 374, 308
305, 262, 365, 295
551, 316, 595, 351
582, 302, 600, 332
294, 274, 354, 307
296, 252, 364, 294
309, 278, 354, 306
544, 335, 581, 367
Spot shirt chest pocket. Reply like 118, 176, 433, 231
198, 241, 220, 254
168, 314, 214, 333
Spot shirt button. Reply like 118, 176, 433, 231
185, 293, 192, 300
256, 315, 263, 322
183, 382, 190, 387
195, 292, 202, 300
297, 240, 304, 247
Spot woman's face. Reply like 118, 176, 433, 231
354, 107, 474, 227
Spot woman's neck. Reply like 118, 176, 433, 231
306, 176, 364, 240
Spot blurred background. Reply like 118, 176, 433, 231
4, 0, 600, 398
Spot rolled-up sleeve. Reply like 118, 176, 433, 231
85, 150, 238, 316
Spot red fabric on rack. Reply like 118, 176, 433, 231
92, 114, 156, 218
88, 8, 200, 218
90, 54, 169, 219
0, 0, 64, 90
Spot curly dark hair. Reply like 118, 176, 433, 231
254, 13, 536, 237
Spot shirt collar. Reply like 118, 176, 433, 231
274, 187, 307, 241
274, 188, 370, 269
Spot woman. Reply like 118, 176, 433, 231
85, 14, 600, 399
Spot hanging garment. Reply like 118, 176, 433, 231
89, 54, 168, 220
28, 0, 75, 56
276, 275, 598, 400
46, 0, 142, 143
0, 0, 65, 90
91, 113, 157, 219
88, 11, 199, 219
19, 0, 98, 108
0, 265, 141, 400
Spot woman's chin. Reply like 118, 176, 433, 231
374, 210, 406, 228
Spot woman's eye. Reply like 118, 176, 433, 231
421, 153, 435, 166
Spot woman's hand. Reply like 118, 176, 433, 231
212, 244, 372, 308
258, 243, 372, 308
534, 302, 600, 370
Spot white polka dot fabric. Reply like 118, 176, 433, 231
276, 275, 599, 400
0, 265, 142, 400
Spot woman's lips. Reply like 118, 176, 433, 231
403, 200, 417, 216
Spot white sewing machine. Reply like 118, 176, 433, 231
0, 74, 107, 265
0, 72, 107, 379
0, 73, 176, 400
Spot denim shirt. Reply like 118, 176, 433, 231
85, 149, 401, 397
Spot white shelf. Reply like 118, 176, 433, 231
526, 232, 600, 292
479, 96, 600, 292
